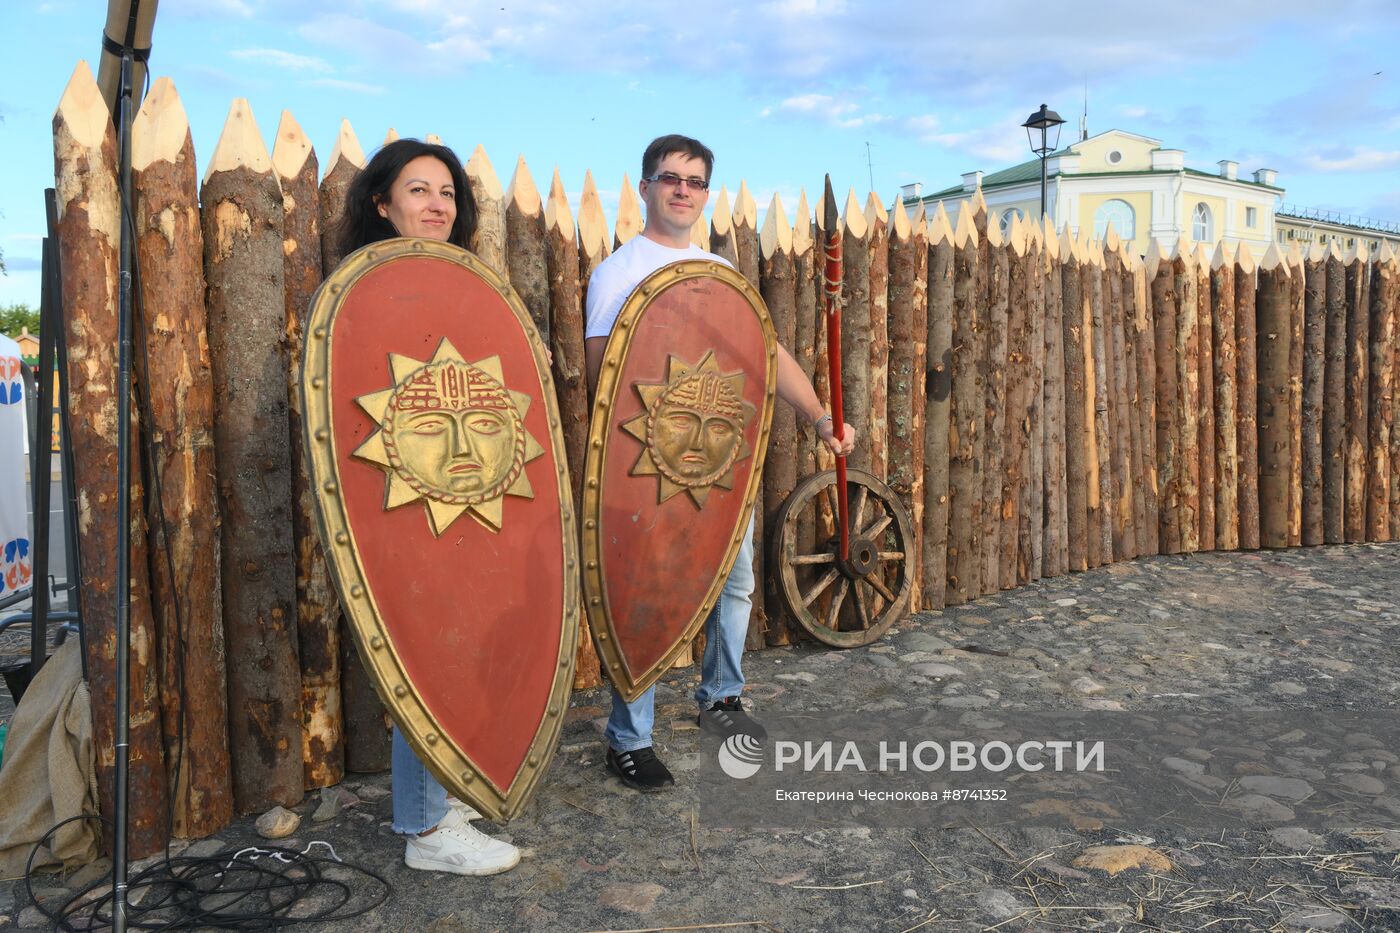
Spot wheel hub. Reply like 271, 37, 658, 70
837, 535, 879, 579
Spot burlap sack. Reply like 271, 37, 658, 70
0, 639, 100, 879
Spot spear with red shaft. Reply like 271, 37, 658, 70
821, 175, 850, 562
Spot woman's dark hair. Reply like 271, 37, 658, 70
335, 138, 477, 258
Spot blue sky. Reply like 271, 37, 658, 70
2, 0, 1398, 308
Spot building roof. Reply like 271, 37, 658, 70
921, 130, 1281, 200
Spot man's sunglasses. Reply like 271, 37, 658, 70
642, 172, 710, 192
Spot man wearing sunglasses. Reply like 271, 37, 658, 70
584, 134, 856, 793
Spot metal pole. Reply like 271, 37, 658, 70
45, 189, 87, 681
29, 238, 57, 683
111, 45, 134, 933
1039, 152, 1049, 221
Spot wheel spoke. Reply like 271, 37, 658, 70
853, 580, 873, 630
861, 512, 893, 540
824, 577, 850, 631
801, 567, 841, 608
852, 484, 869, 530
790, 552, 836, 565
877, 551, 905, 560
866, 571, 897, 603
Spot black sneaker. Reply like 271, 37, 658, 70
606, 746, 675, 792
698, 696, 768, 741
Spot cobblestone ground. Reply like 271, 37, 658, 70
3, 543, 1399, 931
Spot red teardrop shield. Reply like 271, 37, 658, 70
583, 261, 776, 701
302, 239, 578, 820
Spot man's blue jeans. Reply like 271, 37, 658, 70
605, 516, 755, 753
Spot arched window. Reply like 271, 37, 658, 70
1192, 203, 1213, 242
1093, 199, 1135, 240
999, 208, 1024, 238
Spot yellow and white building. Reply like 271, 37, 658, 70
907, 129, 1282, 256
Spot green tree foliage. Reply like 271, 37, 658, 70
1, 303, 40, 338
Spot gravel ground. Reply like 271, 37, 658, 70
3, 543, 1399, 932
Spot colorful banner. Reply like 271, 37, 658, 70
0, 334, 31, 599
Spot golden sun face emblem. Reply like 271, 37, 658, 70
622, 350, 755, 508
353, 337, 544, 535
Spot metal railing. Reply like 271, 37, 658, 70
1276, 204, 1400, 236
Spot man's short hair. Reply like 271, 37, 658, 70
642, 135, 715, 182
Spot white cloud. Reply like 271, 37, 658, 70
1119, 105, 1150, 119
230, 48, 333, 73
1301, 147, 1400, 172
307, 78, 388, 96
906, 113, 1028, 164
761, 94, 888, 129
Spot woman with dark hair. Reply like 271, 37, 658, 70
336, 138, 477, 256
335, 138, 519, 877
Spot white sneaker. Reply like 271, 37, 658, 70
403, 808, 520, 876
446, 796, 482, 822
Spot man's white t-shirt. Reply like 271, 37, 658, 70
584, 235, 732, 340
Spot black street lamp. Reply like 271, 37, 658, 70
1022, 104, 1065, 221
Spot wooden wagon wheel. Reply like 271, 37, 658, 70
773, 468, 915, 647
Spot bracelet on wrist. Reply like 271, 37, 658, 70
813, 413, 833, 430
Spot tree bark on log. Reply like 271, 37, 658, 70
982, 224, 1009, 592
1062, 233, 1088, 570
1322, 246, 1346, 543
201, 101, 304, 811
1004, 227, 1033, 585
1173, 244, 1201, 553
1027, 231, 1047, 580
923, 205, 954, 608
575, 171, 611, 682
1086, 247, 1113, 565
760, 195, 798, 646
1041, 226, 1068, 576
315, 123, 386, 772
1120, 255, 1146, 558
841, 190, 873, 477
506, 156, 551, 344
1287, 248, 1306, 546
946, 208, 982, 604
1301, 247, 1327, 545
1194, 247, 1215, 551
1149, 244, 1181, 554
1367, 248, 1396, 540
1209, 246, 1239, 551
466, 146, 508, 278
886, 202, 926, 606
1133, 256, 1160, 556
56, 62, 170, 856
866, 195, 890, 480
733, 184, 766, 653
1235, 248, 1261, 550
793, 193, 819, 627
968, 194, 988, 588
1344, 248, 1371, 542
273, 110, 343, 791
1104, 237, 1134, 559
317, 119, 362, 276
1256, 249, 1293, 549
131, 78, 234, 837
545, 172, 602, 686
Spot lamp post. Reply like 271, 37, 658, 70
1022, 104, 1065, 221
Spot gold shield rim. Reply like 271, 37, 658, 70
301, 237, 580, 821
582, 260, 777, 702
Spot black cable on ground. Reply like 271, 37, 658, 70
25, 818, 390, 931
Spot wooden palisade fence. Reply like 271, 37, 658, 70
53, 62, 1400, 854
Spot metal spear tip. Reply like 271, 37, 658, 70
822, 175, 838, 235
